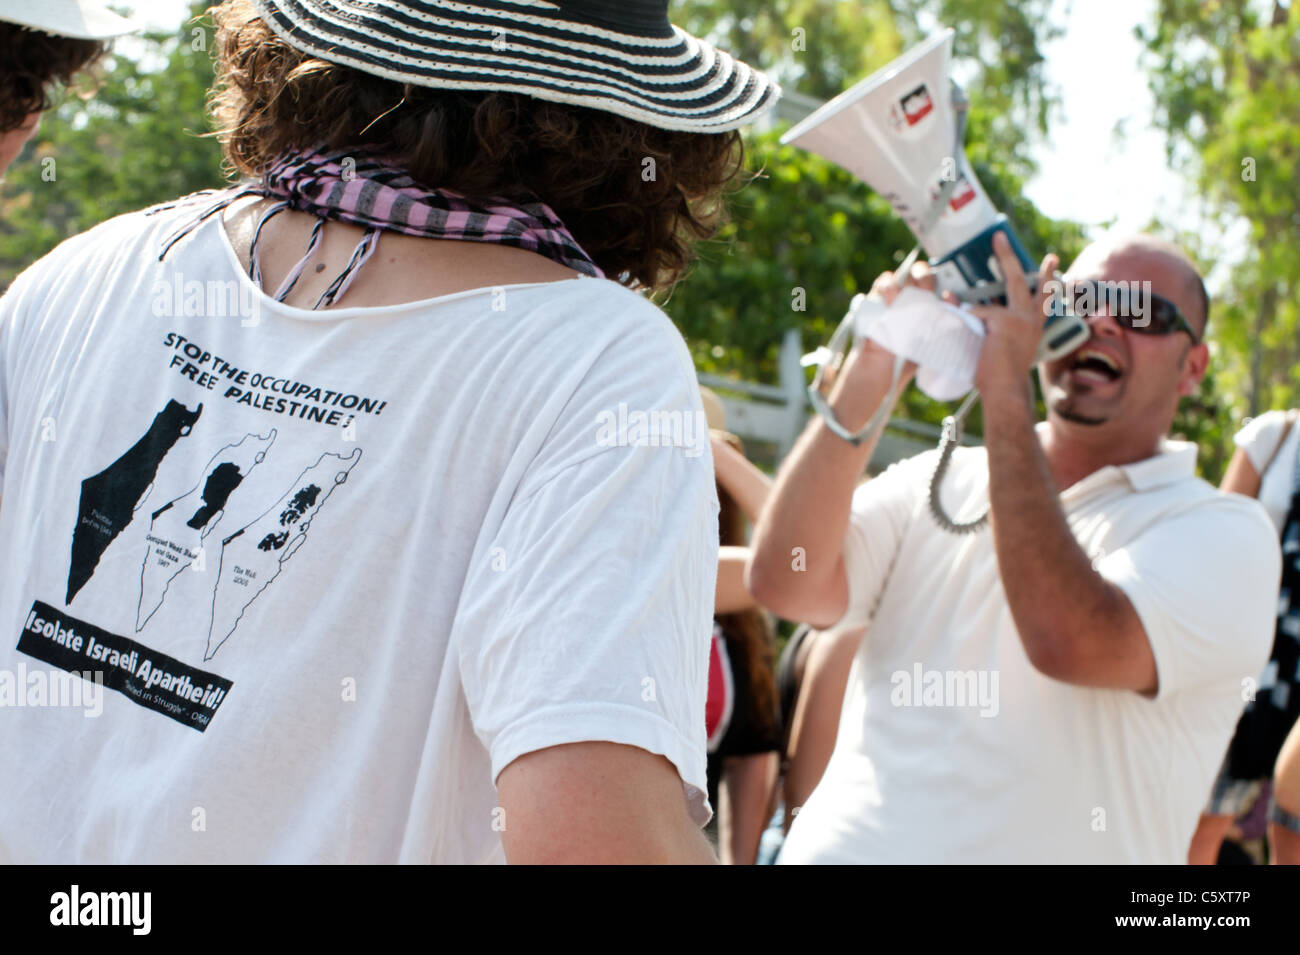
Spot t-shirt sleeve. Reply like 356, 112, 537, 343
453, 301, 718, 826
1235, 409, 1289, 476
834, 453, 929, 632
1095, 496, 1280, 701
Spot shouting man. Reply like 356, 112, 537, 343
750, 233, 1278, 863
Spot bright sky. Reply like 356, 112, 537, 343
1025, 0, 1250, 293
1025, 0, 1198, 238
132, 0, 192, 30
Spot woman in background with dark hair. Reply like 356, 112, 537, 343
706, 398, 781, 864
707, 402, 864, 864
0, 2, 136, 175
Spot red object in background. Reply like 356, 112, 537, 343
706, 626, 734, 752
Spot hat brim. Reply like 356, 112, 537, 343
253, 0, 780, 133
0, 0, 139, 39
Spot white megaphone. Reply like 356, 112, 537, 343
782, 28, 1088, 362
784, 29, 1091, 535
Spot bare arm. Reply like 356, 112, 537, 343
715, 546, 756, 614
1272, 719, 1300, 865
497, 742, 717, 864
973, 236, 1156, 693
1220, 447, 1262, 498
782, 626, 863, 826
981, 387, 1157, 692
711, 430, 773, 614
711, 431, 773, 525
747, 273, 920, 627
717, 751, 780, 865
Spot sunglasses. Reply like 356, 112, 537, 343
1057, 279, 1200, 344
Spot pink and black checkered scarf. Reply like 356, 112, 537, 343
157, 148, 603, 309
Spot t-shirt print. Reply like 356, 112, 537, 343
20, 330, 383, 730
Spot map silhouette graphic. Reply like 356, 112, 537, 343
204, 447, 362, 660
136, 429, 277, 631
67, 399, 202, 603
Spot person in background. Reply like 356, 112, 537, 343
0, 1, 137, 176
708, 393, 866, 864
778, 624, 864, 831
756, 621, 865, 864
704, 387, 782, 864
768, 466, 877, 837
1272, 720, 1300, 863
1190, 408, 1300, 864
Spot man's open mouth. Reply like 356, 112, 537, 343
1069, 347, 1123, 382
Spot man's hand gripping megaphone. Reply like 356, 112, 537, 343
967, 232, 1061, 396
809, 233, 1072, 533
848, 232, 1065, 401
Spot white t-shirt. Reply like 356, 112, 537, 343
0, 199, 719, 863
778, 429, 1279, 864
1234, 409, 1298, 532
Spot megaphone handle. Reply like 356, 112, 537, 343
945, 270, 1048, 303
891, 244, 925, 292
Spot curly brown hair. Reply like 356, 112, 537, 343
207, 0, 748, 291
0, 24, 107, 134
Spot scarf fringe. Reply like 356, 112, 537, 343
156, 149, 602, 309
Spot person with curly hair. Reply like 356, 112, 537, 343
0, 1, 137, 175
0, 0, 777, 864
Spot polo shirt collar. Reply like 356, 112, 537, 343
1118, 439, 1199, 491
1035, 422, 1199, 497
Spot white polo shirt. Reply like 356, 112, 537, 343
779, 426, 1279, 864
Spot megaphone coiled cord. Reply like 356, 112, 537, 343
928, 390, 988, 534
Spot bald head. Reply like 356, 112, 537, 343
1043, 233, 1212, 452
1066, 234, 1209, 338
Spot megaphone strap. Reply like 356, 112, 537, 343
806, 332, 908, 448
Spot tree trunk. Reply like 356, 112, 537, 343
1249, 283, 1279, 418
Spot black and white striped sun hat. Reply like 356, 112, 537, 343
251, 0, 779, 133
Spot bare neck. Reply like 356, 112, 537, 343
1039, 416, 1166, 491
221, 199, 582, 309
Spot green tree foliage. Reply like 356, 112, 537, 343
676, 0, 1062, 168
674, 0, 904, 105
1139, 0, 1300, 435
0, 3, 225, 284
